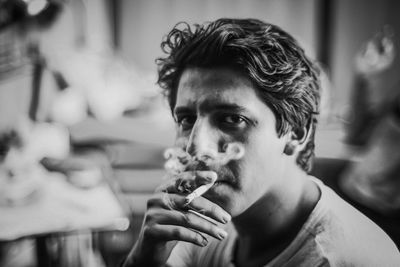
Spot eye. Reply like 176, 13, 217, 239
177, 115, 196, 130
220, 114, 248, 128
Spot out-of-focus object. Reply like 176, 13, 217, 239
345, 25, 396, 146
0, 118, 70, 206
340, 94, 400, 215
41, 148, 108, 189
340, 26, 400, 217
0, 147, 46, 206
0, 166, 129, 242
67, 166, 103, 189
318, 65, 333, 125
355, 25, 395, 76
48, 49, 158, 122
0, 0, 64, 30
0, 146, 129, 266
29, 121, 70, 159
26, 0, 49, 16
50, 86, 88, 126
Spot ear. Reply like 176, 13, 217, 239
283, 126, 310, 156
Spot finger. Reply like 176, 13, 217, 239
175, 172, 197, 193
155, 171, 196, 194
147, 209, 228, 241
187, 209, 219, 226
149, 193, 231, 224
193, 171, 217, 186
152, 192, 191, 211
144, 224, 209, 247
148, 192, 193, 211
160, 171, 217, 194
175, 170, 217, 193
156, 172, 196, 194
155, 174, 182, 194
187, 197, 232, 224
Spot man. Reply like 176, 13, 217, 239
122, 18, 400, 267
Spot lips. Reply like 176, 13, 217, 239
179, 158, 238, 188
213, 179, 233, 188
205, 180, 233, 198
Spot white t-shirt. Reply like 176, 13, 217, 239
167, 178, 400, 267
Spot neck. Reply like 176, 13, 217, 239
232, 165, 320, 266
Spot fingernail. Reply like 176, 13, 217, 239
207, 172, 218, 182
222, 214, 231, 223
183, 198, 191, 207
202, 237, 208, 246
217, 229, 228, 240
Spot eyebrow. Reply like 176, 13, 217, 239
174, 103, 248, 116
174, 106, 194, 116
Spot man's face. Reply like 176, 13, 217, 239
174, 67, 289, 216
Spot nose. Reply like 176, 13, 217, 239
185, 118, 219, 160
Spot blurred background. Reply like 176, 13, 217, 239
1, 0, 400, 266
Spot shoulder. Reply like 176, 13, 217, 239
309, 179, 400, 265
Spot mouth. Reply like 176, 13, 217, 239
204, 180, 234, 200
212, 180, 232, 188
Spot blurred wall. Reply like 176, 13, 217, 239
118, 0, 320, 73
116, 0, 400, 124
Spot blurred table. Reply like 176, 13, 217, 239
0, 169, 129, 267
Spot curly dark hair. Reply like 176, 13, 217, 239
156, 18, 321, 172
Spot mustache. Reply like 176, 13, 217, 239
163, 143, 244, 189
164, 142, 245, 170
192, 161, 240, 189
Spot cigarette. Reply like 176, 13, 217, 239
187, 209, 218, 226
185, 184, 212, 204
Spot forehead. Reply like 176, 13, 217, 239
175, 67, 266, 111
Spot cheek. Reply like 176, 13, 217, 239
249, 129, 285, 159
240, 131, 286, 185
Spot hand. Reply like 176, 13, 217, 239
123, 170, 231, 267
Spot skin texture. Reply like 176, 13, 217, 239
123, 67, 320, 267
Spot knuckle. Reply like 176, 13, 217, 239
182, 212, 192, 225
158, 192, 177, 210
171, 228, 182, 240
196, 233, 205, 244
210, 204, 219, 215
142, 225, 154, 239
202, 221, 215, 234
144, 210, 156, 223
146, 196, 159, 209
